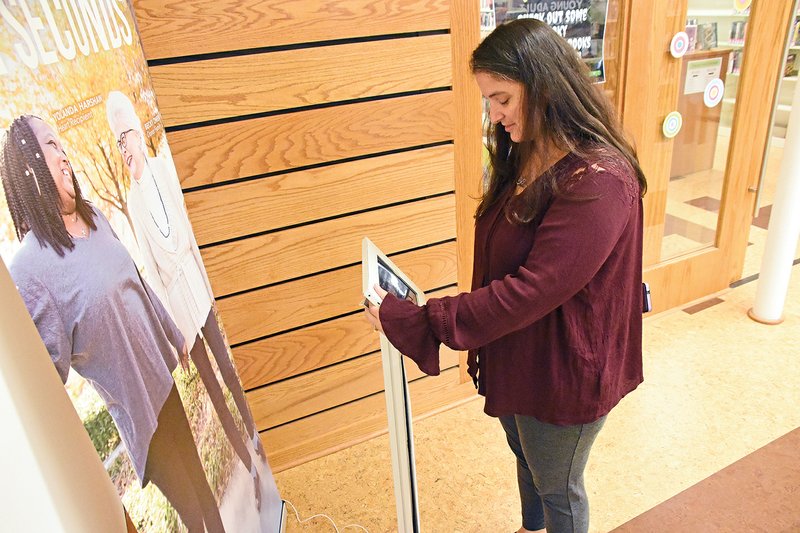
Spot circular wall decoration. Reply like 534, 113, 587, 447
662, 111, 683, 139
670, 32, 690, 58
704, 78, 725, 108
733, 0, 752, 13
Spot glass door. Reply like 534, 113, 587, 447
622, 0, 795, 312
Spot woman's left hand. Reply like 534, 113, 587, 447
179, 342, 190, 372
363, 285, 388, 333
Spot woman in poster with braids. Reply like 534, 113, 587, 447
1, 115, 225, 533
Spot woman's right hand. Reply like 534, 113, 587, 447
363, 284, 388, 333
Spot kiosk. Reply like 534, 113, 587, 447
362, 238, 422, 533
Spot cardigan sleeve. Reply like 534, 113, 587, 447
380, 295, 445, 376
381, 165, 638, 372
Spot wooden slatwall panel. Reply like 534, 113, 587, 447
132, 0, 481, 471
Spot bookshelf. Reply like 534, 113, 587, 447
686, 9, 748, 18
480, 0, 495, 39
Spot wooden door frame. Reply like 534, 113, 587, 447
451, 0, 483, 384
620, 0, 794, 312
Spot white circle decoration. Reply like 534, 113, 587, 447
670, 32, 689, 59
704, 78, 725, 108
662, 111, 683, 139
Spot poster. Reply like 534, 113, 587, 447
0, 2, 281, 531
495, 0, 609, 83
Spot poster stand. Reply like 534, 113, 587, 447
279, 501, 287, 531
379, 333, 421, 533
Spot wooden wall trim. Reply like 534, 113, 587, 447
611, 0, 632, 114
449, 0, 482, 384
449, 0, 482, 293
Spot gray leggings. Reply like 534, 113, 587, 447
499, 413, 606, 533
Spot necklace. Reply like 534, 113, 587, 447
516, 149, 567, 189
145, 161, 171, 238
69, 211, 87, 239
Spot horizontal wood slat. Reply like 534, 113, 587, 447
249, 347, 460, 430
234, 287, 458, 389
134, 0, 451, 60
151, 35, 452, 127
168, 91, 454, 189
202, 195, 456, 297
218, 241, 457, 345
261, 367, 476, 472
186, 145, 454, 246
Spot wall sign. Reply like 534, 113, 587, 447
684, 57, 723, 95
496, 0, 609, 83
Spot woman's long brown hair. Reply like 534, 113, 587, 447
471, 18, 646, 223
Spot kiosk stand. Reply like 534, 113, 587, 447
362, 237, 422, 532
379, 333, 421, 533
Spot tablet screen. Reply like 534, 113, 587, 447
378, 257, 418, 304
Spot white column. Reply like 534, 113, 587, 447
748, 75, 800, 324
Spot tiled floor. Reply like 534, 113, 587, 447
273, 137, 800, 532
275, 262, 800, 532
612, 428, 800, 532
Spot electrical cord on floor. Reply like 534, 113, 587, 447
283, 498, 370, 532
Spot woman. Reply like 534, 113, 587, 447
105, 92, 264, 506
364, 19, 646, 533
1, 115, 225, 533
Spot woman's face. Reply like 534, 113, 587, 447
117, 127, 145, 181
475, 71, 526, 142
27, 117, 76, 214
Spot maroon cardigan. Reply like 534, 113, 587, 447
380, 149, 644, 425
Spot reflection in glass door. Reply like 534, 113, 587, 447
660, 0, 750, 261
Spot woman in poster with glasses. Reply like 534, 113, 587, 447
1, 115, 225, 533
105, 91, 265, 506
